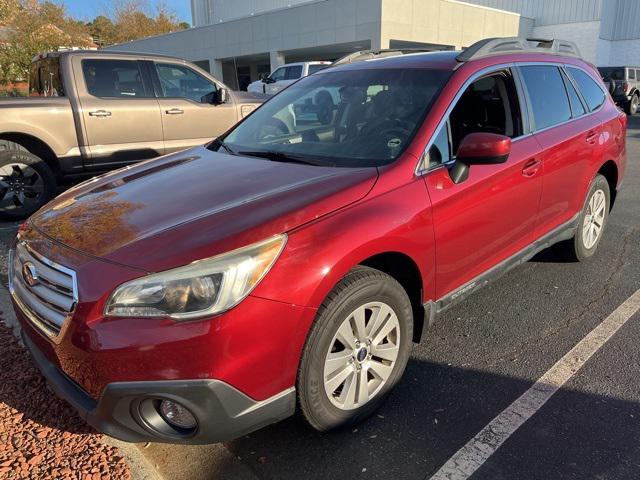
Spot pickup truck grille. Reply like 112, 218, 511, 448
9, 242, 77, 339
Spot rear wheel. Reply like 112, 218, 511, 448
0, 150, 56, 220
297, 266, 413, 431
562, 174, 610, 262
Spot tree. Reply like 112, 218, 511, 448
86, 15, 116, 47
0, 1, 92, 84
110, 0, 189, 44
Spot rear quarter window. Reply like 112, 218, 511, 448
519, 65, 571, 131
568, 67, 606, 112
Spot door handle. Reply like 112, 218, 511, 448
88, 109, 111, 117
165, 108, 184, 115
586, 130, 598, 145
522, 158, 541, 177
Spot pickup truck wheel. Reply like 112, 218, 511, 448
626, 94, 639, 115
297, 266, 413, 431
0, 150, 56, 220
560, 174, 610, 262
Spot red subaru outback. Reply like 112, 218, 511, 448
10, 38, 626, 444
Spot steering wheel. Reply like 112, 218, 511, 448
257, 118, 290, 140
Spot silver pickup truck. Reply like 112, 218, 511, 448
0, 50, 267, 219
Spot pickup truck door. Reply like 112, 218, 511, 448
151, 61, 238, 154
73, 57, 164, 168
265, 65, 303, 95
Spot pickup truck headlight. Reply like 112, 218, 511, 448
105, 235, 286, 319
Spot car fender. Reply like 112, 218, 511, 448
251, 178, 436, 309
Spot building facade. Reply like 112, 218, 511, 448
108, 0, 525, 89
465, 0, 640, 66
107, 0, 640, 90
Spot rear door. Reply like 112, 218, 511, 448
152, 61, 238, 154
518, 64, 603, 238
423, 68, 544, 298
75, 57, 164, 168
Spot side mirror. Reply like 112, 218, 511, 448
450, 132, 511, 184
260, 73, 270, 83
218, 87, 228, 104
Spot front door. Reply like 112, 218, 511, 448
265, 65, 303, 95
75, 57, 164, 168
153, 62, 238, 154
423, 69, 544, 299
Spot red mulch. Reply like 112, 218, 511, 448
0, 323, 131, 479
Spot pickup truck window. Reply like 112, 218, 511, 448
285, 65, 303, 80
29, 57, 64, 97
269, 68, 286, 82
308, 64, 328, 75
155, 63, 217, 103
82, 59, 150, 98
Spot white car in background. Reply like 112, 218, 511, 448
247, 61, 331, 95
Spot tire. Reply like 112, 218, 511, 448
625, 94, 639, 115
0, 150, 57, 220
562, 174, 610, 262
0, 140, 28, 153
297, 266, 413, 432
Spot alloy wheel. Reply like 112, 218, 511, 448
582, 189, 606, 249
323, 301, 401, 410
0, 163, 45, 213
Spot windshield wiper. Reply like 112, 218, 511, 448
238, 150, 332, 167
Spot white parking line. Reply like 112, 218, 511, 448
430, 287, 640, 480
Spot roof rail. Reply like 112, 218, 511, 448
456, 37, 582, 62
331, 49, 435, 67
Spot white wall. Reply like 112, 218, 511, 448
381, 0, 523, 50
601, 39, 640, 66
531, 21, 601, 64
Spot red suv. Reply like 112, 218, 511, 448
11, 38, 626, 444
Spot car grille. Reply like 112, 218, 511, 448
9, 242, 77, 339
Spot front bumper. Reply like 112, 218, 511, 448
22, 330, 296, 444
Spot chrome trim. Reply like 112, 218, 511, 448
415, 61, 608, 176
9, 242, 78, 342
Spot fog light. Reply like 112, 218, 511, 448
158, 400, 197, 430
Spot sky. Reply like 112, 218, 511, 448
54, 0, 192, 25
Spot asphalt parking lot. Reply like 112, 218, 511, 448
0, 116, 638, 480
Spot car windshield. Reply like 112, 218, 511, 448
217, 68, 451, 167
598, 67, 625, 81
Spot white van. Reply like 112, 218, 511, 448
247, 61, 331, 95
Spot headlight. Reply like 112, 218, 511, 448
105, 235, 286, 319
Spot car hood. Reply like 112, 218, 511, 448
31, 146, 377, 272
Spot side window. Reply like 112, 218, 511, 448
520, 66, 571, 131
568, 67, 606, 112
636, 69, 640, 81
427, 123, 451, 168
285, 65, 303, 80
155, 63, 217, 103
269, 67, 286, 82
448, 70, 522, 154
82, 59, 148, 98
561, 70, 586, 117
629, 69, 636, 80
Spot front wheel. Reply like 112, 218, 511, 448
297, 266, 413, 431
0, 150, 57, 220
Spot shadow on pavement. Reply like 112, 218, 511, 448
224, 356, 640, 480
